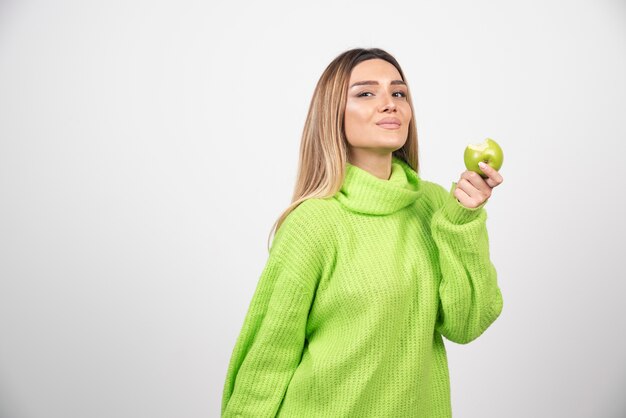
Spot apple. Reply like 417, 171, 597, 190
464, 137, 504, 178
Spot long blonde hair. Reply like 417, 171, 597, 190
266, 47, 420, 252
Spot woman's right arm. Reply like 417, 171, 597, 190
221, 200, 331, 417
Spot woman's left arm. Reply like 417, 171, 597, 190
431, 163, 505, 344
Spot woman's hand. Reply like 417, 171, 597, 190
454, 162, 504, 209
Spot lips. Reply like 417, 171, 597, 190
376, 117, 401, 126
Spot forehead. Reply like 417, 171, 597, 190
349, 59, 402, 82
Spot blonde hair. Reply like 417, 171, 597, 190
266, 47, 420, 252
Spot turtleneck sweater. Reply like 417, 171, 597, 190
221, 155, 504, 417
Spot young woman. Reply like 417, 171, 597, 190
221, 47, 504, 417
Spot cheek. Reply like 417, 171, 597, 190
345, 102, 369, 124
403, 106, 412, 128
344, 104, 365, 131
402, 103, 412, 119
344, 104, 370, 144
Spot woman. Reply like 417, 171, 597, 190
221, 47, 504, 417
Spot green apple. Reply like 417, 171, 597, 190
464, 137, 504, 178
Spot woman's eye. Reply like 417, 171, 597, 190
357, 91, 406, 98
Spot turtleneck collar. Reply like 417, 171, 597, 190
334, 155, 423, 215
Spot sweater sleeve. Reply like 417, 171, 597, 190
221, 201, 328, 417
429, 181, 504, 344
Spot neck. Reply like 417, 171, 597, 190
347, 150, 393, 180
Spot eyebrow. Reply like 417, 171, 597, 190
350, 80, 406, 89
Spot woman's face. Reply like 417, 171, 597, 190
344, 59, 412, 156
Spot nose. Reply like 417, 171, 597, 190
380, 95, 397, 112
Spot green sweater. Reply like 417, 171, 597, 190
221, 155, 504, 417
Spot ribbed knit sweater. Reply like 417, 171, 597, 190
221, 155, 504, 417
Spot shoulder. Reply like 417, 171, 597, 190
281, 197, 339, 232
271, 197, 338, 256
269, 197, 338, 284
288, 196, 338, 220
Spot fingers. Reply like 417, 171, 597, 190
453, 184, 471, 202
478, 162, 504, 188
454, 166, 504, 209
457, 177, 489, 207
460, 170, 492, 199
454, 180, 485, 209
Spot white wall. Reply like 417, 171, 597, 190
1, 0, 624, 417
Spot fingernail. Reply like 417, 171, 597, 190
478, 162, 487, 168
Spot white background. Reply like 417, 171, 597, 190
1, 0, 625, 417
